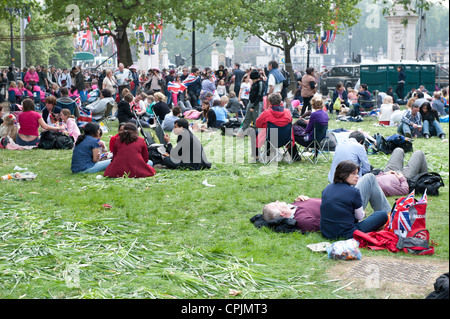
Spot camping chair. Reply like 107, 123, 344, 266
259, 122, 298, 164
299, 123, 330, 164
357, 91, 377, 116
57, 100, 77, 116
95, 102, 115, 132
8, 90, 16, 104
33, 91, 44, 110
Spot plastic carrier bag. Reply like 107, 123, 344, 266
326, 238, 362, 260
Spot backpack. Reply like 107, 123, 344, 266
54, 133, 74, 149
385, 190, 429, 240
281, 69, 290, 88
407, 172, 444, 196
386, 134, 413, 153
220, 118, 242, 136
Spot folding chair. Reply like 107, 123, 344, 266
57, 101, 77, 116
259, 122, 298, 164
299, 123, 330, 164
95, 102, 115, 131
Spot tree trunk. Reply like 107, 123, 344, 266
283, 43, 297, 94
114, 28, 133, 67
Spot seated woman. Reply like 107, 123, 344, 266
71, 122, 111, 174
260, 195, 321, 233
104, 123, 156, 178
293, 96, 329, 147
420, 102, 446, 139
161, 118, 211, 170
153, 92, 171, 122
8, 81, 22, 101
60, 108, 81, 143
330, 82, 349, 114
15, 98, 58, 147
117, 93, 150, 128
320, 160, 389, 240
84, 89, 115, 121
42, 95, 62, 125
378, 95, 394, 125
212, 95, 229, 127
200, 100, 217, 130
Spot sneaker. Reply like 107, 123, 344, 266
404, 132, 411, 138
153, 164, 168, 169
440, 133, 446, 139
424, 133, 430, 139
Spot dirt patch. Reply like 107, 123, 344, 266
327, 256, 449, 299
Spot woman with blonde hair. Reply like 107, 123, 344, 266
293, 96, 329, 147
102, 69, 117, 95
153, 92, 171, 122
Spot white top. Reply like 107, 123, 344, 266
240, 82, 251, 100
379, 103, 394, 122
268, 74, 283, 94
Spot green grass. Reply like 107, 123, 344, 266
0, 114, 448, 299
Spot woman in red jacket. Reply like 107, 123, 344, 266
104, 123, 156, 178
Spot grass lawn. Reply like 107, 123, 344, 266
0, 112, 448, 300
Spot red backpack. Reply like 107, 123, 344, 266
384, 190, 429, 241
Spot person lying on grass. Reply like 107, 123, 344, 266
259, 195, 321, 233
375, 147, 429, 197
160, 118, 211, 170
71, 122, 111, 174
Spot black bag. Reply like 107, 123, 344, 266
426, 273, 449, 299
38, 130, 57, 149
407, 172, 444, 196
54, 133, 74, 149
148, 145, 164, 165
220, 118, 242, 135
39, 131, 73, 150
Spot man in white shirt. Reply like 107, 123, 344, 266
267, 60, 284, 95
114, 63, 132, 98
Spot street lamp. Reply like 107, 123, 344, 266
303, 24, 315, 69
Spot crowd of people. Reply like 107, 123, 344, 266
1, 60, 448, 242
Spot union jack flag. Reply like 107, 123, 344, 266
76, 99, 92, 128
80, 29, 93, 51
167, 81, 187, 93
135, 25, 146, 45
211, 73, 217, 83
182, 74, 199, 86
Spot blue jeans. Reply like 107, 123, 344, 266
81, 159, 112, 173
397, 122, 420, 137
355, 211, 388, 233
422, 120, 444, 137
15, 135, 39, 146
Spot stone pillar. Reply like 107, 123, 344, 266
385, 4, 418, 61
